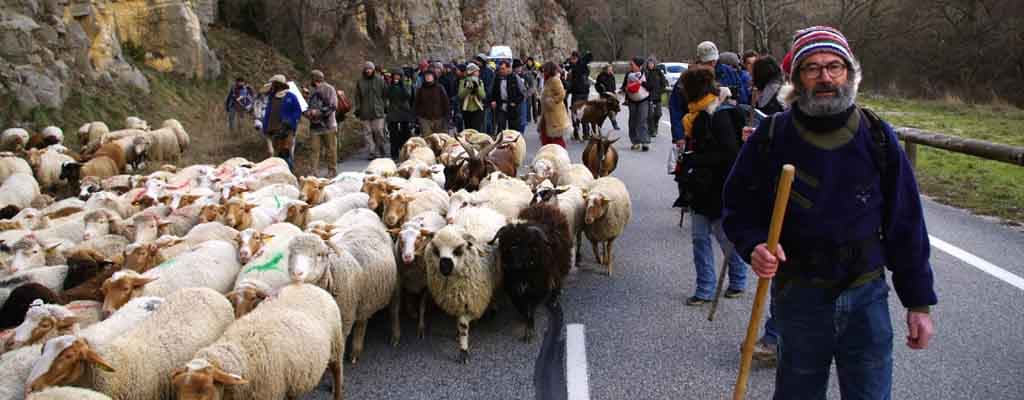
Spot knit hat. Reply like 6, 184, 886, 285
719, 52, 741, 68
696, 41, 719, 62
646, 55, 658, 65
781, 50, 794, 75
364, 61, 375, 71
466, 63, 480, 73
787, 26, 855, 81
391, 67, 404, 76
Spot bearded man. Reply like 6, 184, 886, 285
722, 26, 936, 399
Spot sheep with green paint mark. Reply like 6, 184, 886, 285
227, 223, 303, 317
99, 240, 241, 317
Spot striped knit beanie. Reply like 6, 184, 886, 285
788, 26, 855, 81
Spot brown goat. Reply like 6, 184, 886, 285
571, 93, 622, 140
582, 135, 620, 178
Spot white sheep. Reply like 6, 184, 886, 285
9, 296, 161, 352
5, 236, 64, 273
7, 302, 80, 351
99, 240, 241, 316
289, 226, 399, 364
40, 198, 85, 219
498, 129, 527, 167
25, 148, 75, 191
228, 223, 303, 316
364, 157, 398, 177
0, 344, 44, 400
286, 192, 369, 229
27, 386, 112, 400
0, 266, 68, 307
583, 176, 632, 276
382, 188, 449, 228
0, 155, 33, 183
1, 128, 30, 152
26, 287, 234, 397
447, 177, 532, 222
76, 122, 109, 150
422, 220, 504, 364
531, 143, 572, 184
1, 174, 41, 219
175, 283, 345, 400
124, 116, 149, 131
82, 191, 136, 220
558, 163, 596, 187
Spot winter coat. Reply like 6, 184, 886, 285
479, 65, 496, 98
755, 79, 786, 115
261, 91, 303, 136
414, 82, 450, 120
488, 74, 525, 111
646, 68, 668, 100
386, 80, 416, 123
225, 85, 254, 112
439, 72, 459, 101
715, 63, 750, 105
307, 81, 338, 132
682, 99, 739, 219
595, 72, 616, 95
668, 82, 687, 142
621, 70, 655, 104
566, 53, 593, 95
459, 76, 487, 112
355, 74, 388, 120
541, 76, 572, 138
522, 71, 539, 97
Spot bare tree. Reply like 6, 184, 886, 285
744, 0, 797, 53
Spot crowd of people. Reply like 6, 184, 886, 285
222, 25, 936, 399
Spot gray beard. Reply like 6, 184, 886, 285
796, 79, 857, 116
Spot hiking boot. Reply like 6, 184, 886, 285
724, 288, 744, 298
752, 339, 778, 363
631, 144, 640, 151
641, 145, 650, 152
685, 296, 710, 306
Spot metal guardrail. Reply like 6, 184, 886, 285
894, 127, 1024, 168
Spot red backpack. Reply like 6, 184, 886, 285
336, 90, 352, 115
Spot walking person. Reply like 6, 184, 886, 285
415, 70, 450, 135
645, 56, 667, 138
539, 61, 571, 147
260, 74, 302, 170
675, 67, 748, 306
695, 41, 751, 105
566, 50, 593, 140
488, 60, 525, 134
386, 67, 415, 160
459, 63, 487, 132
225, 77, 254, 133
474, 54, 496, 134
595, 64, 621, 130
515, 59, 532, 131
305, 70, 339, 177
622, 58, 654, 151
355, 61, 389, 159
723, 26, 936, 399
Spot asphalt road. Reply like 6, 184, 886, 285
305, 107, 1024, 399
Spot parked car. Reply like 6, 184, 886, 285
659, 62, 688, 89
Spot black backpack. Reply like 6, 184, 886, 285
760, 107, 889, 177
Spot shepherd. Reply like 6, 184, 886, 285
722, 26, 936, 399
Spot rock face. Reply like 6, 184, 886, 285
351, 0, 577, 62
0, 0, 219, 111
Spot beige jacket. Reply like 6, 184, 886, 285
541, 76, 572, 138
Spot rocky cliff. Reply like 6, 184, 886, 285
0, 0, 219, 111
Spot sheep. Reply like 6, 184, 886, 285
381, 189, 449, 228
407, 146, 437, 165
24, 148, 74, 193
533, 183, 587, 267
531, 143, 572, 185
81, 209, 122, 242
26, 127, 64, 151
1, 173, 41, 220
397, 159, 429, 179
0, 344, 45, 400
150, 222, 239, 262
5, 236, 64, 274
461, 130, 495, 153
361, 175, 407, 212
0, 266, 69, 316
485, 135, 521, 177
221, 197, 293, 231
422, 220, 504, 363
99, 240, 240, 316
1, 285, 66, 330
82, 192, 136, 220
437, 140, 468, 167
399, 136, 430, 161
583, 177, 632, 276
239, 183, 301, 208
1, 128, 30, 152
26, 287, 234, 397
490, 202, 572, 342
94, 135, 149, 172
159, 119, 190, 151
364, 157, 398, 177
0, 154, 32, 183
498, 129, 527, 168
447, 177, 532, 222
40, 199, 85, 220
6, 299, 114, 351
227, 223, 303, 316
27, 386, 113, 399
76, 122, 109, 150
58, 157, 118, 189
174, 283, 344, 400
289, 226, 400, 364
558, 163, 596, 187
390, 211, 446, 338
424, 133, 455, 156
285, 192, 369, 229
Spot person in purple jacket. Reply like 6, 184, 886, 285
722, 26, 936, 399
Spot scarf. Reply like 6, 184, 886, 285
683, 94, 718, 138
793, 103, 856, 134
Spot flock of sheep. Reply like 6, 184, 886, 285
0, 118, 632, 400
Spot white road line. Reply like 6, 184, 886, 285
566, 324, 590, 400
930, 235, 1024, 291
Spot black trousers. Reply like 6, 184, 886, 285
493, 107, 521, 134
388, 121, 413, 160
463, 110, 484, 132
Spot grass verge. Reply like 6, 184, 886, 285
860, 94, 1024, 225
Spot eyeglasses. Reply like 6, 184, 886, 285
800, 62, 847, 79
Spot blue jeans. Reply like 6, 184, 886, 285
484, 108, 493, 135
773, 277, 893, 400
519, 101, 529, 131
691, 213, 747, 299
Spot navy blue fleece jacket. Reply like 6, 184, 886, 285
722, 107, 937, 309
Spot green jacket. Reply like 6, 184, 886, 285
458, 76, 487, 112
355, 74, 387, 120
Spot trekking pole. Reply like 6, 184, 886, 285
732, 164, 795, 400
707, 247, 732, 322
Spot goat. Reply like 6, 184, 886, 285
582, 134, 620, 178
571, 92, 622, 139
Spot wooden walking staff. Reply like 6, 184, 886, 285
732, 164, 796, 400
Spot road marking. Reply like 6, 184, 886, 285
930, 235, 1024, 291
566, 324, 590, 400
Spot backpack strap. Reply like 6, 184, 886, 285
859, 107, 888, 177
758, 112, 780, 157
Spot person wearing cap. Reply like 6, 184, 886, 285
386, 67, 415, 160
414, 69, 450, 135
225, 77, 254, 133
723, 26, 936, 398
645, 56, 667, 138
260, 74, 303, 170
565, 50, 593, 140
305, 69, 339, 177
459, 62, 487, 132
488, 60, 526, 134
695, 41, 751, 105
355, 61, 389, 159
720, 51, 753, 105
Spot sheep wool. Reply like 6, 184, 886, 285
134, 239, 241, 299
27, 386, 112, 400
0, 155, 32, 183
188, 283, 344, 400
0, 344, 43, 400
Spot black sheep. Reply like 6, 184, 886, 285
0, 282, 66, 329
491, 203, 572, 342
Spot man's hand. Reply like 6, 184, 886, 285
750, 243, 787, 278
906, 311, 934, 350
742, 126, 755, 142
491, 101, 497, 109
